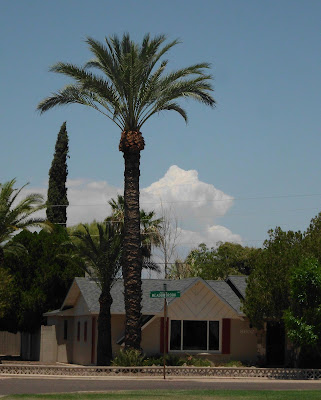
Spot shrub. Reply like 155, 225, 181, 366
111, 349, 144, 366
112, 350, 212, 367
143, 354, 185, 366
184, 355, 212, 366
142, 355, 163, 366
217, 360, 245, 367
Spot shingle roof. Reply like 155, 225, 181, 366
206, 280, 244, 314
226, 275, 247, 298
75, 277, 199, 314
73, 276, 246, 316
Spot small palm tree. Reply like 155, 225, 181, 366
106, 194, 162, 260
0, 179, 47, 266
37, 33, 215, 349
139, 209, 162, 261
69, 222, 122, 365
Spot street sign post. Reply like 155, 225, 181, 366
150, 287, 181, 380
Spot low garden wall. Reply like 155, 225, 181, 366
0, 364, 321, 380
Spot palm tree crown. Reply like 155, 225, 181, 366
0, 179, 46, 246
37, 33, 215, 133
0, 179, 48, 266
70, 222, 122, 289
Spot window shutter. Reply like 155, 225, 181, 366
222, 318, 231, 354
160, 317, 169, 353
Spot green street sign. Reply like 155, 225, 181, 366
150, 290, 180, 298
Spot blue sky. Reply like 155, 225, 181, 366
1, 0, 320, 254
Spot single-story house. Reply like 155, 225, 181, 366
41, 275, 266, 365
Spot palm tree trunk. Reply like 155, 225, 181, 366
119, 130, 144, 350
122, 148, 143, 350
97, 290, 113, 365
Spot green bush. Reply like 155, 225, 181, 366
142, 354, 185, 366
184, 355, 212, 366
166, 354, 185, 366
217, 360, 245, 367
111, 349, 144, 366
112, 350, 212, 367
142, 355, 163, 366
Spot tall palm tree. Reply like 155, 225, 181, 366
0, 179, 47, 266
69, 223, 122, 365
37, 33, 215, 349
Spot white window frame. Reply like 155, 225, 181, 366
169, 319, 221, 353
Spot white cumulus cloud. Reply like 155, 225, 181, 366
140, 165, 241, 257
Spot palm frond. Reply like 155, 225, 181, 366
69, 222, 122, 288
38, 33, 215, 131
0, 179, 48, 246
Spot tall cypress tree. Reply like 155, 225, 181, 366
47, 122, 69, 226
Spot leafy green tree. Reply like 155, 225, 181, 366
167, 259, 192, 279
0, 179, 47, 266
0, 227, 83, 333
67, 223, 122, 365
243, 227, 303, 329
0, 267, 13, 319
302, 212, 321, 264
214, 242, 258, 276
47, 122, 69, 226
284, 257, 321, 367
177, 242, 258, 281
37, 33, 215, 349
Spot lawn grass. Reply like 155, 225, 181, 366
3, 390, 321, 400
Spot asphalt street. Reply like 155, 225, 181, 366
1, 376, 321, 395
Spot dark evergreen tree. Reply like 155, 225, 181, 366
47, 122, 69, 226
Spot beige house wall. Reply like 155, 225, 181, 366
46, 316, 74, 363
168, 280, 236, 321
141, 317, 161, 355
72, 316, 92, 365
230, 319, 257, 363
110, 314, 125, 357
40, 325, 57, 363
73, 294, 88, 315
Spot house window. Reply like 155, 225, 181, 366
84, 321, 87, 342
170, 320, 220, 351
77, 322, 80, 341
64, 320, 68, 340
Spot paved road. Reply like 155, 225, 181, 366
1, 376, 321, 395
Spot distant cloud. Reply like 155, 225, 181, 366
140, 165, 241, 255
22, 165, 241, 255
23, 179, 120, 226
